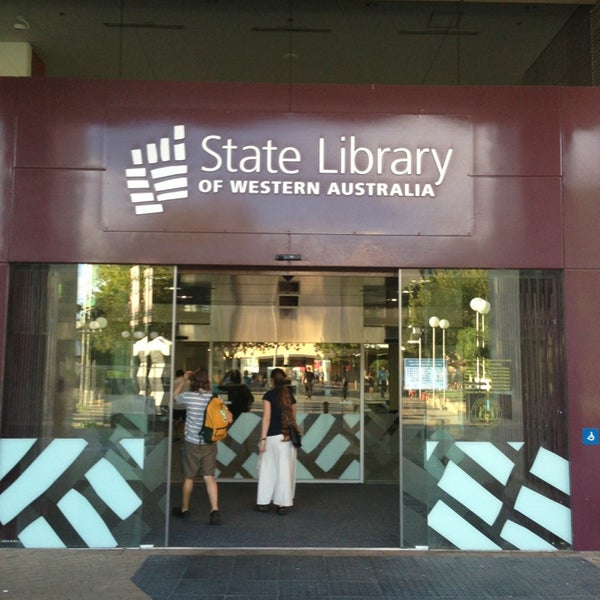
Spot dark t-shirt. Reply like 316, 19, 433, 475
263, 387, 297, 436
221, 384, 252, 419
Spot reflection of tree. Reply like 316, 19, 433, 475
315, 343, 362, 381
86, 265, 174, 354
368, 358, 388, 376
406, 269, 488, 362
222, 342, 304, 355
314, 343, 360, 358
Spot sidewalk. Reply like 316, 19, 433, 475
2, 549, 600, 599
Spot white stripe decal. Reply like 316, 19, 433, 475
455, 442, 515, 485
0, 439, 36, 479
119, 439, 145, 469
315, 434, 351, 473
530, 447, 570, 495
428, 500, 501, 550
500, 520, 556, 551
85, 458, 141, 519
438, 461, 502, 526
19, 517, 66, 548
58, 490, 117, 548
514, 486, 572, 543
0, 439, 87, 525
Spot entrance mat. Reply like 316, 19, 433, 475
167, 483, 400, 548
132, 553, 600, 599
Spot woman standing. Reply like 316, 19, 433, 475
256, 367, 299, 515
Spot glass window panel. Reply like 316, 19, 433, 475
1, 264, 175, 549
400, 269, 569, 550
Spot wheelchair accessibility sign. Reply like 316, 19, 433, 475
583, 428, 599, 445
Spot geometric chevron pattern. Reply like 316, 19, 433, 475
0, 430, 572, 549
215, 411, 362, 481
0, 437, 148, 549
421, 439, 571, 551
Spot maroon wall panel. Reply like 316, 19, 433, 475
10, 169, 104, 260
14, 79, 292, 171
561, 87, 600, 550
0, 262, 7, 412
565, 269, 600, 550
292, 84, 561, 178
10, 168, 562, 267
15, 79, 106, 169
0, 78, 17, 262
7, 79, 564, 268
562, 87, 600, 270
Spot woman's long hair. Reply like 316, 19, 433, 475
271, 368, 299, 441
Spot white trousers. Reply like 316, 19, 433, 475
256, 434, 297, 507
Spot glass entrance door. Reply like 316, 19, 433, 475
172, 271, 400, 484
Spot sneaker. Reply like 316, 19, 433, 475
172, 507, 190, 518
209, 510, 221, 525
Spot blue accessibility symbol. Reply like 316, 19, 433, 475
583, 428, 599, 445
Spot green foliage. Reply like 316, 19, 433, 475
405, 269, 489, 361
84, 265, 175, 356
368, 358, 388, 376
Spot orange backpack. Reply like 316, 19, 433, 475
200, 396, 232, 443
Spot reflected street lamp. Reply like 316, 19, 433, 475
439, 319, 450, 408
406, 326, 422, 400
470, 297, 491, 390
77, 310, 108, 406
429, 316, 439, 407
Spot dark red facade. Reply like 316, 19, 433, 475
1, 78, 600, 548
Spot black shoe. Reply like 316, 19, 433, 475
209, 510, 221, 525
255, 504, 270, 513
276, 507, 287, 516
172, 507, 190, 518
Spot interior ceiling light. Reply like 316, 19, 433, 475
398, 29, 478, 37
399, 10, 478, 37
13, 16, 30, 30
428, 11, 461, 29
252, 26, 331, 33
103, 22, 185, 30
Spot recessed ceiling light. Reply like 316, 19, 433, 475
13, 16, 30, 30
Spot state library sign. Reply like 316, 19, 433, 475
103, 110, 473, 236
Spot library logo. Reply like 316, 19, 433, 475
125, 125, 188, 215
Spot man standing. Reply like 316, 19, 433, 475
172, 368, 231, 525
303, 367, 315, 399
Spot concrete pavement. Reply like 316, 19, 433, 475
2, 548, 600, 599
